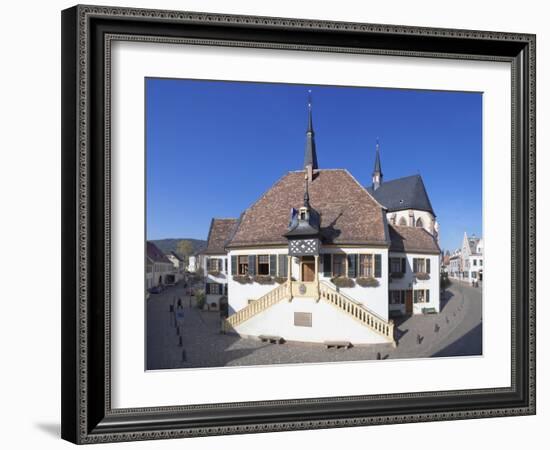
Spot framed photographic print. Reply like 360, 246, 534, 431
61, 4, 536, 444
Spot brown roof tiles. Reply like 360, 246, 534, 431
204, 218, 239, 254
389, 225, 440, 254
227, 169, 389, 248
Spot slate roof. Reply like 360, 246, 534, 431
227, 169, 389, 248
366, 174, 435, 215
203, 218, 239, 255
388, 225, 440, 254
146, 241, 172, 264
468, 237, 481, 254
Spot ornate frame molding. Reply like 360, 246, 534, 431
61, 5, 536, 444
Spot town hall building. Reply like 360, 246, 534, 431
202, 96, 440, 346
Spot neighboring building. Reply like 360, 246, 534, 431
448, 249, 462, 279
366, 141, 440, 242
166, 251, 186, 283
202, 218, 239, 311
206, 95, 440, 346
146, 241, 174, 288
187, 254, 198, 273
460, 232, 483, 283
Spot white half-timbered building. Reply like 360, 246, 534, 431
204, 96, 440, 346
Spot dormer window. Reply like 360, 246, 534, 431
299, 207, 308, 221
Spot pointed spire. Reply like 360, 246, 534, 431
303, 173, 310, 208
304, 90, 318, 181
372, 138, 383, 190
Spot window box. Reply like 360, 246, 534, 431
390, 272, 405, 280
415, 272, 430, 280
330, 276, 355, 288
207, 270, 222, 277
233, 275, 252, 284
253, 275, 274, 285
356, 276, 379, 287
273, 276, 287, 284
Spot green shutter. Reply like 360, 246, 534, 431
323, 254, 332, 277
426, 258, 431, 273
231, 255, 237, 275
248, 255, 256, 276
269, 255, 277, 276
278, 254, 286, 277
426, 289, 430, 303
205, 283, 210, 294
413, 258, 418, 273
401, 258, 406, 273
347, 254, 357, 278
374, 254, 382, 278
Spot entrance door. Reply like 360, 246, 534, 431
405, 290, 413, 314
301, 259, 315, 282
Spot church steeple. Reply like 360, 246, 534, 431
304, 91, 318, 182
372, 138, 383, 190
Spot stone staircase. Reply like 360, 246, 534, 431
221, 281, 291, 333
319, 281, 395, 345
221, 279, 395, 346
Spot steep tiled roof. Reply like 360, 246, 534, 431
227, 169, 389, 248
146, 241, 171, 263
204, 218, 239, 255
367, 174, 434, 215
389, 225, 440, 254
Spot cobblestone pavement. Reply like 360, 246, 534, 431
146, 280, 482, 370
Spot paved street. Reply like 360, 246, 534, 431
146, 280, 482, 370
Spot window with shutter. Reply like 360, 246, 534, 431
401, 258, 406, 273
278, 254, 285, 277
257, 255, 269, 275
248, 255, 256, 276
374, 254, 382, 278
359, 254, 373, 277
270, 255, 277, 276
323, 254, 332, 277
347, 254, 357, 278
332, 254, 345, 277
231, 255, 237, 275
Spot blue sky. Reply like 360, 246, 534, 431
146, 78, 482, 252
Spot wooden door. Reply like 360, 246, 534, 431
302, 261, 315, 282
405, 290, 413, 314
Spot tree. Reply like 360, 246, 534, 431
176, 240, 194, 264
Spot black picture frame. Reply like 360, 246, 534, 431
61, 4, 536, 444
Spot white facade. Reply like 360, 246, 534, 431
166, 253, 185, 283
227, 246, 389, 320
186, 255, 198, 273
387, 252, 440, 316
449, 233, 483, 283
387, 209, 439, 241
149, 260, 173, 287
203, 254, 229, 310
235, 297, 389, 345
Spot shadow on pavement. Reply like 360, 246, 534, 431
431, 322, 482, 357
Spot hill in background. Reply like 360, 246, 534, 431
150, 238, 207, 256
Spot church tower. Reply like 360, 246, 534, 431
372, 139, 383, 190
303, 91, 319, 183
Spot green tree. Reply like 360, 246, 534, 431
176, 240, 194, 263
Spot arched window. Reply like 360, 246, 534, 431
398, 217, 407, 226
416, 217, 424, 228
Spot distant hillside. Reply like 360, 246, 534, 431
150, 238, 207, 256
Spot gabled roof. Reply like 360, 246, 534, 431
203, 218, 239, 255
146, 241, 171, 264
388, 225, 440, 254
170, 251, 185, 262
367, 174, 434, 215
227, 169, 389, 248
